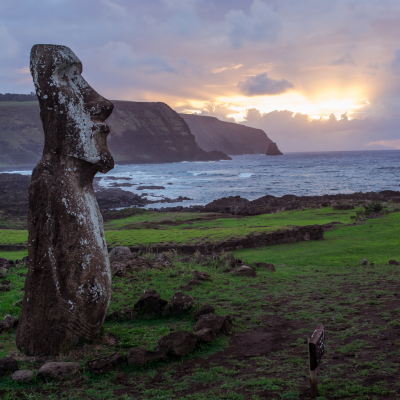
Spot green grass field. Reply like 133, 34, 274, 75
1, 208, 400, 399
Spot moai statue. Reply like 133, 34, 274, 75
16, 45, 115, 356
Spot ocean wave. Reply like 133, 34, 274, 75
238, 173, 253, 178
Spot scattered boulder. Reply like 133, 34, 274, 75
155, 331, 198, 357
360, 259, 368, 266
38, 362, 81, 379
0, 357, 19, 376
109, 246, 132, 261
193, 305, 215, 320
389, 260, 400, 266
193, 314, 232, 335
187, 279, 201, 286
192, 270, 212, 281
223, 252, 236, 268
167, 292, 194, 315
86, 352, 125, 374
155, 253, 173, 267
0, 257, 13, 270
194, 328, 216, 343
231, 266, 257, 277
126, 347, 166, 366
11, 370, 34, 381
134, 289, 168, 315
255, 262, 276, 271
0, 315, 18, 332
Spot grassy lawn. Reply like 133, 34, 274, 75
1, 209, 400, 399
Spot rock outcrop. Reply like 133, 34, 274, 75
16, 44, 114, 356
266, 142, 283, 155
179, 114, 274, 155
0, 102, 231, 167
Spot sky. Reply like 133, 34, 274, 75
1, 0, 400, 152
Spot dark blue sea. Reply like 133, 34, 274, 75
8, 151, 400, 208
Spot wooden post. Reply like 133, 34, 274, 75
308, 324, 325, 399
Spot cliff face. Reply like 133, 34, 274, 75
179, 114, 274, 155
107, 101, 230, 163
266, 142, 283, 155
0, 101, 230, 166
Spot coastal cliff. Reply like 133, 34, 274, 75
0, 101, 230, 166
179, 113, 275, 155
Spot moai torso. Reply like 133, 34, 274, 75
16, 45, 114, 356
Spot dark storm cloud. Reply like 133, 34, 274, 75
237, 73, 294, 96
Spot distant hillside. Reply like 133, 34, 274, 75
0, 101, 230, 167
179, 114, 280, 155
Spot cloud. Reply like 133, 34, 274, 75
225, 0, 280, 48
211, 64, 243, 73
332, 52, 356, 66
237, 72, 294, 96
366, 140, 400, 149
0, 23, 19, 60
391, 49, 400, 75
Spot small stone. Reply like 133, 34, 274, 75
134, 289, 168, 315
0, 315, 18, 332
193, 305, 215, 320
193, 314, 232, 335
37, 362, 81, 379
126, 347, 166, 366
155, 331, 198, 357
109, 246, 131, 259
231, 266, 257, 277
11, 370, 34, 381
0, 357, 19, 376
170, 292, 194, 315
255, 262, 275, 271
194, 328, 216, 343
223, 252, 236, 268
86, 352, 125, 374
192, 270, 212, 281
360, 259, 368, 266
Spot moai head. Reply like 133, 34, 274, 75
30, 44, 114, 173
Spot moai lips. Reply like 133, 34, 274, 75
16, 45, 114, 356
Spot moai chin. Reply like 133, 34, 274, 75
16, 45, 115, 356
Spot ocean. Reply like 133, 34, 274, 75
7, 151, 400, 208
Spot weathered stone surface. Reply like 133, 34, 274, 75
164, 292, 194, 315
193, 305, 215, 320
192, 270, 212, 281
134, 289, 168, 315
86, 352, 125, 374
16, 45, 115, 356
126, 347, 166, 366
109, 246, 132, 262
255, 262, 276, 271
155, 331, 198, 357
37, 362, 81, 379
223, 252, 236, 268
0, 357, 19, 376
193, 314, 232, 335
231, 266, 257, 277
11, 370, 34, 381
0, 315, 18, 332
194, 328, 217, 343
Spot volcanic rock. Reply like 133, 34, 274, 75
223, 252, 236, 268
86, 352, 125, 374
164, 292, 194, 316
389, 260, 400, 266
194, 328, 217, 343
16, 45, 114, 356
126, 347, 166, 366
0, 257, 14, 270
193, 305, 215, 320
231, 266, 257, 277
0, 315, 18, 332
109, 246, 132, 261
255, 262, 276, 271
155, 331, 198, 357
0, 357, 19, 376
38, 362, 81, 379
11, 370, 34, 381
192, 270, 212, 281
134, 289, 168, 315
193, 314, 232, 335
